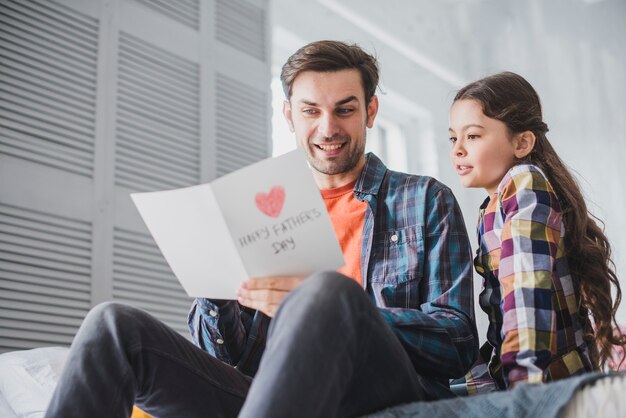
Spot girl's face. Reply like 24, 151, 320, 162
448, 99, 518, 195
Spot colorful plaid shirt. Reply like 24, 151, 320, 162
188, 153, 478, 383
458, 164, 593, 394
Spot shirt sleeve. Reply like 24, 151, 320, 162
497, 170, 560, 387
379, 186, 478, 379
187, 298, 269, 376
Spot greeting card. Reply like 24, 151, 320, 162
131, 149, 344, 299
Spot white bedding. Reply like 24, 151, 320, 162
1, 346, 624, 418
560, 372, 626, 418
0, 346, 68, 418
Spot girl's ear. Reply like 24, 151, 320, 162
514, 131, 536, 159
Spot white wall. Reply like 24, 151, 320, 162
271, 0, 626, 340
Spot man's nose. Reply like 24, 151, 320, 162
317, 113, 340, 138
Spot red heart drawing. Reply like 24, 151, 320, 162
255, 186, 285, 218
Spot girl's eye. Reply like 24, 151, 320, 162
449, 137, 457, 144
467, 134, 479, 140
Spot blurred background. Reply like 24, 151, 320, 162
0, 0, 624, 352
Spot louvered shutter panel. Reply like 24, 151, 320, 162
0, 0, 98, 175
0, 203, 91, 351
0, 0, 270, 353
216, 0, 266, 61
0, 0, 98, 353
112, 228, 190, 335
115, 32, 201, 191
215, 73, 269, 177
134, 0, 200, 29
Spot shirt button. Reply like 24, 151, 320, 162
216, 338, 224, 345
390, 234, 398, 243
209, 310, 218, 318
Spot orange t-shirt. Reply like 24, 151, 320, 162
320, 180, 367, 286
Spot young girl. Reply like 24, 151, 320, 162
448, 71, 625, 393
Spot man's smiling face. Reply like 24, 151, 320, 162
283, 69, 378, 188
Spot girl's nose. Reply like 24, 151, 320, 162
452, 140, 466, 157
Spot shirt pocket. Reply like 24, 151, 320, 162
369, 226, 425, 308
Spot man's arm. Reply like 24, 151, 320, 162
187, 298, 269, 376
187, 276, 304, 375
379, 186, 478, 379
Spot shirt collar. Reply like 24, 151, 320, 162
353, 152, 387, 198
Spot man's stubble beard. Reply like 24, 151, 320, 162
308, 132, 367, 176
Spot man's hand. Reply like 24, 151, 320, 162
236, 276, 305, 317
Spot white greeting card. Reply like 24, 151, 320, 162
131, 149, 344, 299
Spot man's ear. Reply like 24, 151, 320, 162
514, 131, 536, 159
282, 100, 295, 132
366, 95, 379, 129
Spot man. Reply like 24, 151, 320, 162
45, 40, 477, 418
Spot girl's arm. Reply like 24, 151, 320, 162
498, 167, 561, 387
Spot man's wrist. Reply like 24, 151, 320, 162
197, 298, 237, 313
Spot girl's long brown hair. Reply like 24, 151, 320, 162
454, 71, 625, 369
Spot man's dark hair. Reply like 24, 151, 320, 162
280, 40, 379, 104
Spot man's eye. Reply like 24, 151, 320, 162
336, 108, 354, 115
302, 108, 318, 114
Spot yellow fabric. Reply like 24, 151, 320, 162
131, 406, 152, 418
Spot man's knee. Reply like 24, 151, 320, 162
296, 271, 363, 302
79, 302, 143, 343
86, 301, 131, 324
269, 272, 375, 344
278, 271, 367, 321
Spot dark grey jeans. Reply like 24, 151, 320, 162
44, 272, 438, 418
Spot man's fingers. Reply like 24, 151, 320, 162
237, 288, 287, 304
236, 276, 306, 317
242, 276, 305, 291
237, 296, 280, 317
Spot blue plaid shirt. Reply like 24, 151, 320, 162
188, 153, 478, 381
